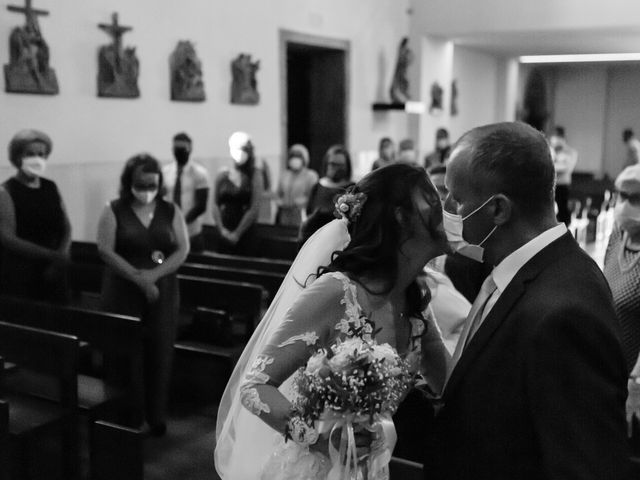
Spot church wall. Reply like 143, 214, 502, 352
0, 0, 410, 240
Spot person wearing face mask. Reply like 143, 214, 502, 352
371, 137, 395, 171
549, 126, 578, 226
162, 132, 210, 253
298, 144, 354, 247
275, 144, 318, 227
97, 154, 189, 436
211, 131, 264, 255
0, 129, 71, 303
424, 128, 451, 172
426, 122, 629, 480
603, 165, 640, 447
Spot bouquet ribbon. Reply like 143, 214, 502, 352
317, 413, 396, 480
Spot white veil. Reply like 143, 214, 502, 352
215, 218, 351, 479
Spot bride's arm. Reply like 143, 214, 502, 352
239, 275, 346, 442
420, 312, 450, 396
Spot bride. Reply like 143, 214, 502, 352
215, 163, 451, 479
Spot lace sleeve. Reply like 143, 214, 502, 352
239, 274, 349, 417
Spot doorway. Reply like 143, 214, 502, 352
280, 31, 349, 174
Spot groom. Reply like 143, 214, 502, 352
425, 122, 630, 479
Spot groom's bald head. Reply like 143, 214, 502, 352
452, 122, 556, 222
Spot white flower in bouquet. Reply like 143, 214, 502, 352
370, 343, 399, 367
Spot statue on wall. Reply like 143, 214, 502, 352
4, 0, 59, 95
389, 37, 413, 104
451, 79, 459, 116
97, 13, 139, 98
170, 41, 205, 102
430, 82, 443, 114
230, 54, 260, 105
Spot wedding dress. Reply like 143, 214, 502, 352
215, 219, 446, 480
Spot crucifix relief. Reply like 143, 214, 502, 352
97, 12, 139, 98
4, 0, 59, 94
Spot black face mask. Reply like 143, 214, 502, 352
173, 147, 190, 166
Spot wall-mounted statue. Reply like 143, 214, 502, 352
4, 0, 59, 95
97, 13, 139, 98
430, 82, 443, 114
170, 41, 205, 102
389, 37, 413, 104
451, 79, 459, 116
230, 54, 260, 105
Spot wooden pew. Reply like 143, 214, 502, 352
180, 263, 284, 301
173, 277, 264, 403
0, 394, 7, 480
0, 322, 80, 479
389, 456, 424, 479
90, 420, 143, 480
0, 296, 144, 426
188, 251, 292, 274
178, 275, 264, 338
202, 224, 299, 260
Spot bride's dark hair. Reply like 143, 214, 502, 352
319, 162, 442, 318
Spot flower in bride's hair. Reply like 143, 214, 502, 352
334, 192, 367, 223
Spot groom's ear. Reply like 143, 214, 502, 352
491, 194, 512, 226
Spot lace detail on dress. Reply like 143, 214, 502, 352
240, 354, 275, 416
278, 331, 320, 348
240, 387, 271, 415
326, 271, 373, 340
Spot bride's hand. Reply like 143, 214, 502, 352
309, 426, 374, 461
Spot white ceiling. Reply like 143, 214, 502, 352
449, 27, 640, 58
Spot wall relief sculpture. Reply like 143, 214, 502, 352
97, 13, 139, 98
389, 37, 413, 104
4, 0, 59, 95
230, 54, 260, 105
170, 41, 205, 102
430, 82, 443, 114
451, 79, 459, 116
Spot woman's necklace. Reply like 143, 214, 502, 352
617, 231, 640, 273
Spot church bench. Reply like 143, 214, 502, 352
0, 296, 144, 427
178, 275, 265, 339
0, 392, 7, 480
180, 263, 284, 301
389, 456, 423, 480
202, 224, 299, 260
0, 322, 80, 479
187, 251, 292, 274
90, 420, 143, 480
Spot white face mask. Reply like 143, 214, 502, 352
442, 196, 497, 263
230, 148, 248, 165
288, 157, 304, 171
21, 156, 47, 178
614, 201, 640, 235
131, 188, 158, 205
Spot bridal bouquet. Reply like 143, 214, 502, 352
290, 324, 415, 479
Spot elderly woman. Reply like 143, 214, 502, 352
97, 153, 189, 436
0, 129, 71, 303
275, 144, 318, 227
603, 164, 640, 443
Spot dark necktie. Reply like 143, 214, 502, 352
173, 166, 183, 208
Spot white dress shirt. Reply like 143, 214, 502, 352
477, 223, 568, 329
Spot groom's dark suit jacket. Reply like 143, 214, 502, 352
424, 233, 630, 480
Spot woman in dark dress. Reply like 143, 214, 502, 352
0, 129, 71, 303
299, 144, 354, 246
97, 154, 189, 436
212, 131, 263, 255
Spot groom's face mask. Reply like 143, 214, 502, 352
442, 195, 498, 263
